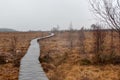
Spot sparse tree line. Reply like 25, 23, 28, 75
48, 19, 120, 65
67, 23, 120, 65
89, 0, 120, 64
66, 0, 120, 65
89, 0, 120, 51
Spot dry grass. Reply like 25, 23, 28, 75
39, 31, 120, 80
0, 31, 47, 80
0, 63, 19, 80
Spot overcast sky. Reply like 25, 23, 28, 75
0, 0, 95, 31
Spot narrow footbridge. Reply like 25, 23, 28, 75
19, 33, 54, 80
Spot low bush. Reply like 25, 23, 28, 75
80, 58, 91, 65
0, 55, 6, 65
13, 52, 23, 67
39, 54, 53, 63
13, 58, 21, 67
93, 53, 120, 65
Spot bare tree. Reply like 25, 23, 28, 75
110, 29, 115, 54
91, 24, 106, 55
79, 27, 86, 54
68, 22, 74, 52
89, 0, 120, 51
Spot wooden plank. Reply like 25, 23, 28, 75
19, 36, 50, 80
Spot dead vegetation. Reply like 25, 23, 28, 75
0, 31, 46, 80
39, 30, 120, 80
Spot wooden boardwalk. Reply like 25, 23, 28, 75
19, 34, 54, 80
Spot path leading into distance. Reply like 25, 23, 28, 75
19, 33, 54, 80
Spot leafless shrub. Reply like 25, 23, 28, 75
68, 22, 74, 52
110, 29, 115, 54
78, 27, 86, 54
11, 35, 17, 54
91, 24, 107, 64
89, 0, 120, 52
91, 24, 106, 54
11, 35, 21, 67
92, 53, 120, 65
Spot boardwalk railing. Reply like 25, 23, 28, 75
19, 33, 54, 80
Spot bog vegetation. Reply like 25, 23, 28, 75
0, 32, 46, 80
39, 23, 120, 80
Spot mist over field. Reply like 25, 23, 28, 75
1, 0, 120, 80
0, 0, 94, 31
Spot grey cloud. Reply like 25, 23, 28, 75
0, 0, 95, 31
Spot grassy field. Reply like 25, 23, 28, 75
39, 31, 120, 80
0, 31, 46, 80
